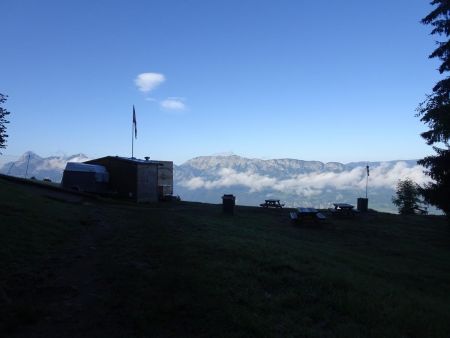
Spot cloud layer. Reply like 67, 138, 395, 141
135, 73, 188, 111
180, 162, 430, 198
134, 73, 165, 93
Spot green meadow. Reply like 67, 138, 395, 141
1, 177, 449, 337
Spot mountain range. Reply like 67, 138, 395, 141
173, 155, 428, 213
0, 151, 90, 182
0, 152, 430, 213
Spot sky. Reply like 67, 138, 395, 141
0, 0, 443, 165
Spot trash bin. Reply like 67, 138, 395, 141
357, 198, 368, 212
222, 194, 235, 214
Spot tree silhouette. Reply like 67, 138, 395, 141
0, 93, 11, 154
417, 1, 450, 221
392, 179, 421, 215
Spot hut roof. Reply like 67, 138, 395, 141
86, 156, 163, 166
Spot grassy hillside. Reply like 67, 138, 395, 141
1, 177, 450, 337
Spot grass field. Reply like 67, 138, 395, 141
1, 177, 450, 337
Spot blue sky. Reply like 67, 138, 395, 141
0, 0, 441, 164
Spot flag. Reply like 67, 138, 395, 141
366, 165, 370, 176
133, 105, 137, 139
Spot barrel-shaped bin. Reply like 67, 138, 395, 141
357, 198, 368, 212
222, 194, 235, 214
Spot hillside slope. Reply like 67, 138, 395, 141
1, 177, 449, 337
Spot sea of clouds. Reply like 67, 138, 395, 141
180, 161, 429, 198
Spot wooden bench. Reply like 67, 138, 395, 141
316, 212, 327, 220
414, 207, 428, 215
292, 208, 327, 224
329, 209, 357, 217
289, 212, 298, 221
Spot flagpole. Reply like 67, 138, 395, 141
365, 174, 368, 199
25, 154, 31, 178
132, 119, 134, 159
365, 165, 369, 199
131, 105, 137, 159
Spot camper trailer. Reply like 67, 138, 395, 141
61, 162, 109, 193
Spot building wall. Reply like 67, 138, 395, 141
137, 164, 159, 202
87, 157, 138, 199
157, 161, 174, 196
86, 157, 161, 202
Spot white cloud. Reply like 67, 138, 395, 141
134, 73, 165, 93
180, 163, 431, 198
36, 155, 90, 171
181, 168, 287, 193
160, 97, 186, 111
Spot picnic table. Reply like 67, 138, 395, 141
290, 207, 326, 222
413, 206, 428, 215
260, 199, 284, 208
331, 203, 356, 217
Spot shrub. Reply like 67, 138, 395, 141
392, 179, 422, 215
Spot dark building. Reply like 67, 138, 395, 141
85, 156, 173, 203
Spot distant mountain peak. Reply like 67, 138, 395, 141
67, 153, 90, 161
0, 151, 91, 181
18, 151, 41, 161
182, 154, 329, 172
68, 153, 88, 157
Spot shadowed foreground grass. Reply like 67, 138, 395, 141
1, 177, 450, 337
